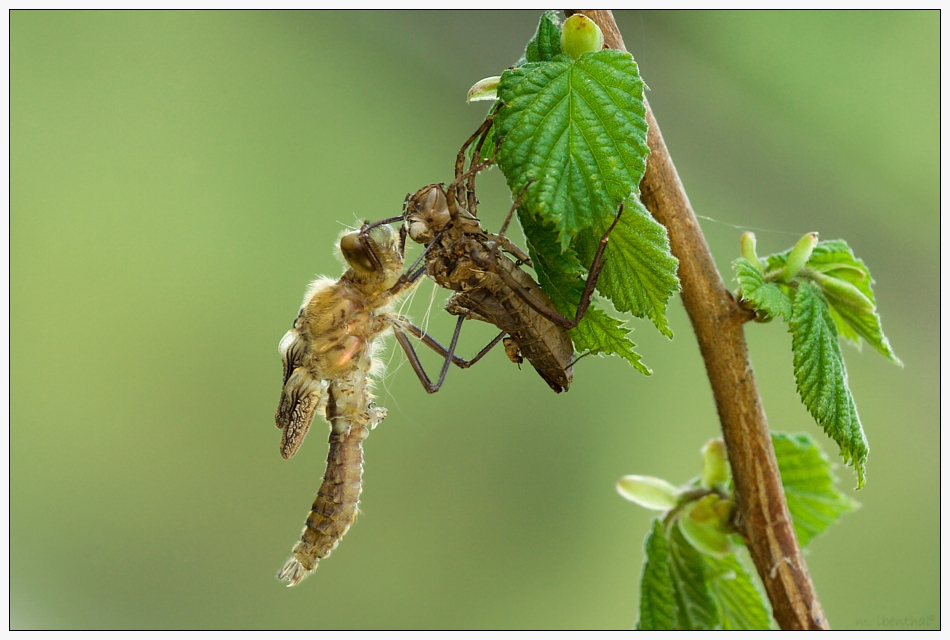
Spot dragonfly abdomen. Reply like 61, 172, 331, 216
278, 420, 369, 586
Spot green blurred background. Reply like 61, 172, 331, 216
11, 10, 938, 630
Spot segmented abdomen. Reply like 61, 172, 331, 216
277, 373, 383, 587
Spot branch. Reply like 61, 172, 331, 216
566, 10, 829, 630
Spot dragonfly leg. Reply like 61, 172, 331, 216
485, 180, 534, 266
446, 154, 495, 220
483, 203, 626, 329
392, 316, 462, 394
392, 317, 507, 394
463, 108, 500, 216
398, 318, 506, 368
570, 202, 625, 326
387, 229, 446, 296
454, 109, 498, 212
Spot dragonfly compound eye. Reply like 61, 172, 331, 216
339, 231, 378, 273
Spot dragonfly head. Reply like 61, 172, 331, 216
406, 184, 451, 245
339, 224, 402, 284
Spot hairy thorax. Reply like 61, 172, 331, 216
299, 277, 394, 380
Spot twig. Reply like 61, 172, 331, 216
566, 10, 829, 630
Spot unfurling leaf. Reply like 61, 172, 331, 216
522, 10, 562, 64
637, 520, 772, 629
765, 238, 900, 364
637, 520, 676, 630
668, 524, 718, 629
773, 432, 859, 546
789, 281, 868, 488
705, 553, 775, 630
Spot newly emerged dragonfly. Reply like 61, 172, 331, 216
396, 116, 623, 393
274, 223, 501, 586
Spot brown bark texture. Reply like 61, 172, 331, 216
566, 10, 829, 630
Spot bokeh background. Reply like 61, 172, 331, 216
11, 10, 938, 630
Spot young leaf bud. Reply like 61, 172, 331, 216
616, 475, 680, 511
561, 14, 604, 59
713, 498, 736, 525
701, 439, 730, 488
467, 76, 501, 103
740, 232, 762, 272
782, 232, 818, 283
812, 271, 876, 312
814, 262, 868, 280
686, 494, 721, 525
679, 499, 735, 558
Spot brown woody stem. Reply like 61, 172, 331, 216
565, 10, 828, 630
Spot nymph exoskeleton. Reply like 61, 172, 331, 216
396, 115, 624, 393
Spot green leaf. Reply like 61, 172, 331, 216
668, 524, 718, 629
496, 48, 649, 248
765, 239, 899, 363
825, 295, 901, 365
637, 521, 772, 629
571, 307, 651, 375
827, 303, 863, 345
773, 432, 859, 547
705, 553, 774, 630
524, 10, 562, 63
637, 519, 676, 630
733, 257, 792, 320
521, 207, 651, 375
789, 281, 868, 488
575, 198, 679, 338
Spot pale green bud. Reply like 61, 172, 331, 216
782, 232, 818, 283
679, 499, 734, 558
561, 14, 604, 59
740, 232, 762, 272
713, 498, 736, 524
701, 439, 730, 488
467, 76, 501, 103
814, 262, 868, 280
616, 475, 679, 511
686, 494, 720, 525
812, 271, 876, 312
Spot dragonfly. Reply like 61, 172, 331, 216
395, 116, 624, 393
274, 222, 500, 586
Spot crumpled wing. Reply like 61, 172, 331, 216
276, 326, 326, 459
276, 367, 327, 459
278, 327, 307, 387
